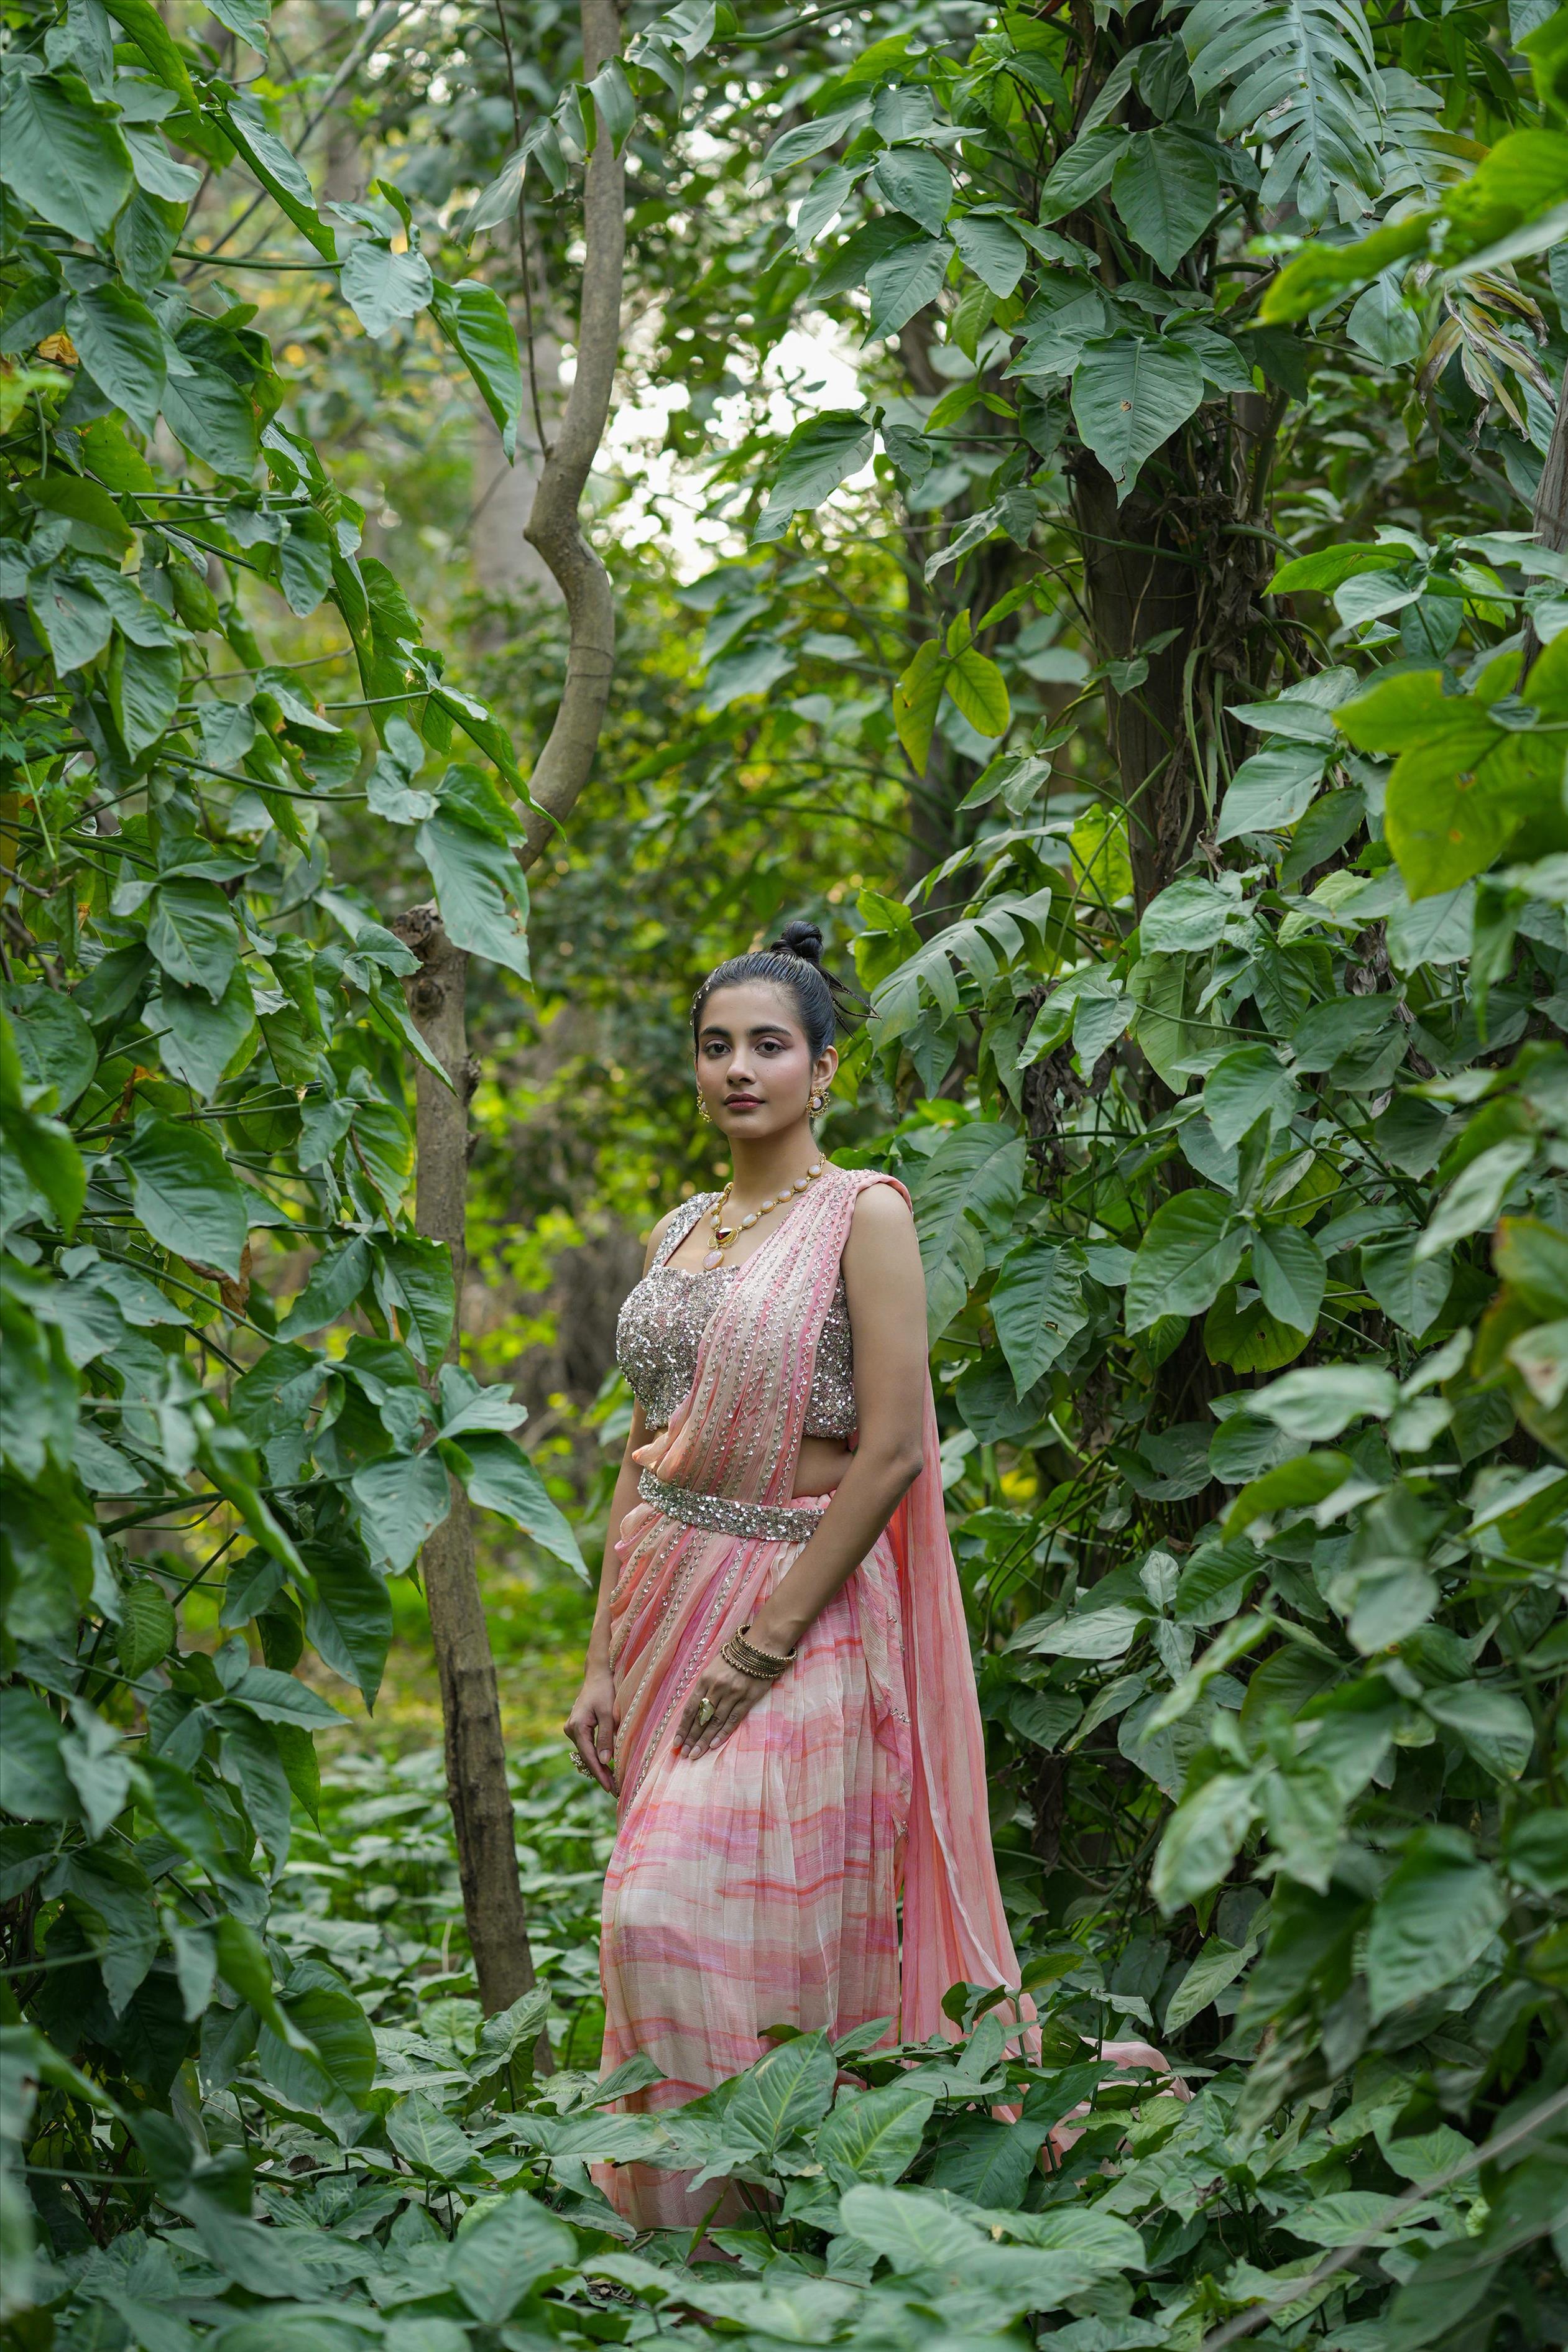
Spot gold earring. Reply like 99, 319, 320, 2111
696, 1091, 711, 1123
810, 1088, 827, 1116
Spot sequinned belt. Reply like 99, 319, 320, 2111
636, 1469, 828, 1544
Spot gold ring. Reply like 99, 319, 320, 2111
697, 1697, 716, 1728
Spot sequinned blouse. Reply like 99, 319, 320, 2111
616, 1193, 857, 1439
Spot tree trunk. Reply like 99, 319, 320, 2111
1069, 396, 1278, 913
519, 0, 627, 867
390, 903, 546, 2036
1069, 399, 1279, 1478
388, 0, 627, 2031
1069, 453, 1205, 914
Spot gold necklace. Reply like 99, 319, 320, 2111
701, 1160, 826, 1270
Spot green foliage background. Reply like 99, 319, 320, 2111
2, 0, 1567, 2343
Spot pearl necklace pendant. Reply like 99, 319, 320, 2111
703, 1160, 825, 1268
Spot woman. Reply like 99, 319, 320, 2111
564, 921, 1024, 2229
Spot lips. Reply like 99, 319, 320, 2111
726, 1095, 762, 1110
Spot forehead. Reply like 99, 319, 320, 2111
696, 980, 804, 1037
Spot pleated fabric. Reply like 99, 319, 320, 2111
594, 1168, 1022, 2230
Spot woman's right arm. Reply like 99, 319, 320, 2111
564, 1212, 673, 1793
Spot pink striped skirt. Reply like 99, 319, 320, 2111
597, 1519, 913, 2229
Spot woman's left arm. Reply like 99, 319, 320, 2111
677, 1184, 929, 1757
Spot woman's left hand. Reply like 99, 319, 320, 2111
676, 1655, 772, 1759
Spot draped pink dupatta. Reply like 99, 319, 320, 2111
597, 1167, 1021, 2222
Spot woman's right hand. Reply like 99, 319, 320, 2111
565, 1666, 619, 1794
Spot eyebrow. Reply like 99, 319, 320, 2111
698, 1021, 796, 1041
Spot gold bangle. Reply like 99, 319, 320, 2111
721, 1623, 796, 1681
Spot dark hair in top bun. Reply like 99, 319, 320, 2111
691, 919, 864, 1061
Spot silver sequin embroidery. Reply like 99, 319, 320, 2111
616, 1193, 857, 1438
636, 1467, 828, 1543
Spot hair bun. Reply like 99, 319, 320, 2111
772, 918, 825, 966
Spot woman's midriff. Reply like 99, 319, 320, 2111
793, 1434, 853, 1498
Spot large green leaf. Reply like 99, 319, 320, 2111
385, 2091, 479, 2176
120, 1117, 249, 1278
872, 147, 951, 236
454, 2195, 576, 2325
990, 1240, 1087, 1393
726, 2032, 836, 2154
1111, 129, 1219, 272
443, 1432, 585, 1573
1125, 1192, 1247, 1331
755, 408, 875, 541
1010, 1604, 1146, 1660
911, 1123, 1027, 1339
1249, 1362, 1397, 1439
341, 239, 435, 338
1365, 1830, 1508, 2018
1387, 735, 1559, 898
9, 987, 96, 1111
0, 1687, 76, 1820
1202, 1045, 1298, 1148
279, 509, 334, 618
161, 352, 260, 477
951, 213, 1028, 297
350, 1450, 453, 1574
372, 1235, 456, 1365
837, 2184, 984, 2274
1338, 669, 1566, 897
1250, 1221, 1326, 1334
220, 101, 335, 260
816, 2079, 936, 2188
864, 235, 951, 341
1038, 127, 1128, 220
144, 877, 239, 1002
1420, 1684, 1534, 1781
27, 573, 113, 675
277, 1236, 373, 1339
415, 812, 530, 980
1178, 0, 1381, 221
946, 642, 1010, 738
430, 277, 523, 457
103, 0, 201, 107
1164, 1934, 1255, 2032
892, 638, 946, 772
156, 969, 255, 1100
108, 637, 182, 760
1071, 336, 1205, 502
1152, 1771, 1258, 1910
301, 1544, 393, 1709
1217, 746, 1327, 839
65, 284, 165, 432
0, 71, 134, 245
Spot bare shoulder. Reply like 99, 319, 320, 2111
843, 1179, 921, 1278
846, 1178, 915, 1242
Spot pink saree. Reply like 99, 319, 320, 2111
596, 1166, 1023, 2228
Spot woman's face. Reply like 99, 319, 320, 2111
694, 982, 837, 1141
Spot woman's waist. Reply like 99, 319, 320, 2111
639, 1422, 852, 1499
794, 1433, 852, 1499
